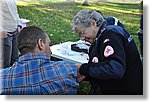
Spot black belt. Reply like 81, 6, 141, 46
8, 28, 18, 35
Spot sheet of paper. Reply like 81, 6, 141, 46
50, 41, 89, 64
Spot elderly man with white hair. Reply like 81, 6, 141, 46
72, 10, 143, 95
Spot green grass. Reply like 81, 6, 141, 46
17, 0, 141, 45
16, 0, 141, 94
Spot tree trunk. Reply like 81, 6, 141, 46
82, 0, 89, 6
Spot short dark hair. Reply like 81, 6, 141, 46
17, 26, 47, 55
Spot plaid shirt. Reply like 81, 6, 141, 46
0, 53, 79, 95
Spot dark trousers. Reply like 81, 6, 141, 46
2, 29, 19, 68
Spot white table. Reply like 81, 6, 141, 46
50, 41, 89, 64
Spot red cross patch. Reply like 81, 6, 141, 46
92, 57, 99, 63
104, 45, 114, 57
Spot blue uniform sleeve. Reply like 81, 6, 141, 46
105, 16, 125, 29
79, 30, 126, 80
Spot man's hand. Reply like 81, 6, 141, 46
0, 31, 9, 38
18, 25, 22, 32
75, 64, 85, 82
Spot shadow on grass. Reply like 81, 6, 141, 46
17, 1, 141, 44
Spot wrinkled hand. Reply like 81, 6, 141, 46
75, 64, 85, 82
0, 31, 9, 38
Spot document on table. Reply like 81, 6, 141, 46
50, 41, 89, 64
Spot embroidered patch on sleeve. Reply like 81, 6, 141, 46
92, 57, 99, 63
104, 45, 114, 57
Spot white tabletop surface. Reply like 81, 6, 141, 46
50, 41, 89, 64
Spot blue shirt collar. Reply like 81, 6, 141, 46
19, 53, 51, 62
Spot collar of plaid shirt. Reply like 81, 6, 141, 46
1, 53, 79, 95
18, 53, 51, 62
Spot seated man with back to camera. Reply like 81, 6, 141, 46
0, 26, 79, 95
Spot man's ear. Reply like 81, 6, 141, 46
90, 19, 97, 27
37, 39, 44, 50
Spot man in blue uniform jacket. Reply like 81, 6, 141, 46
72, 10, 143, 95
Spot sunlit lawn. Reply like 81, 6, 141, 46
17, 0, 141, 45
17, 0, 142, 94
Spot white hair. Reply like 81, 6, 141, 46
72, 10, 105, 33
